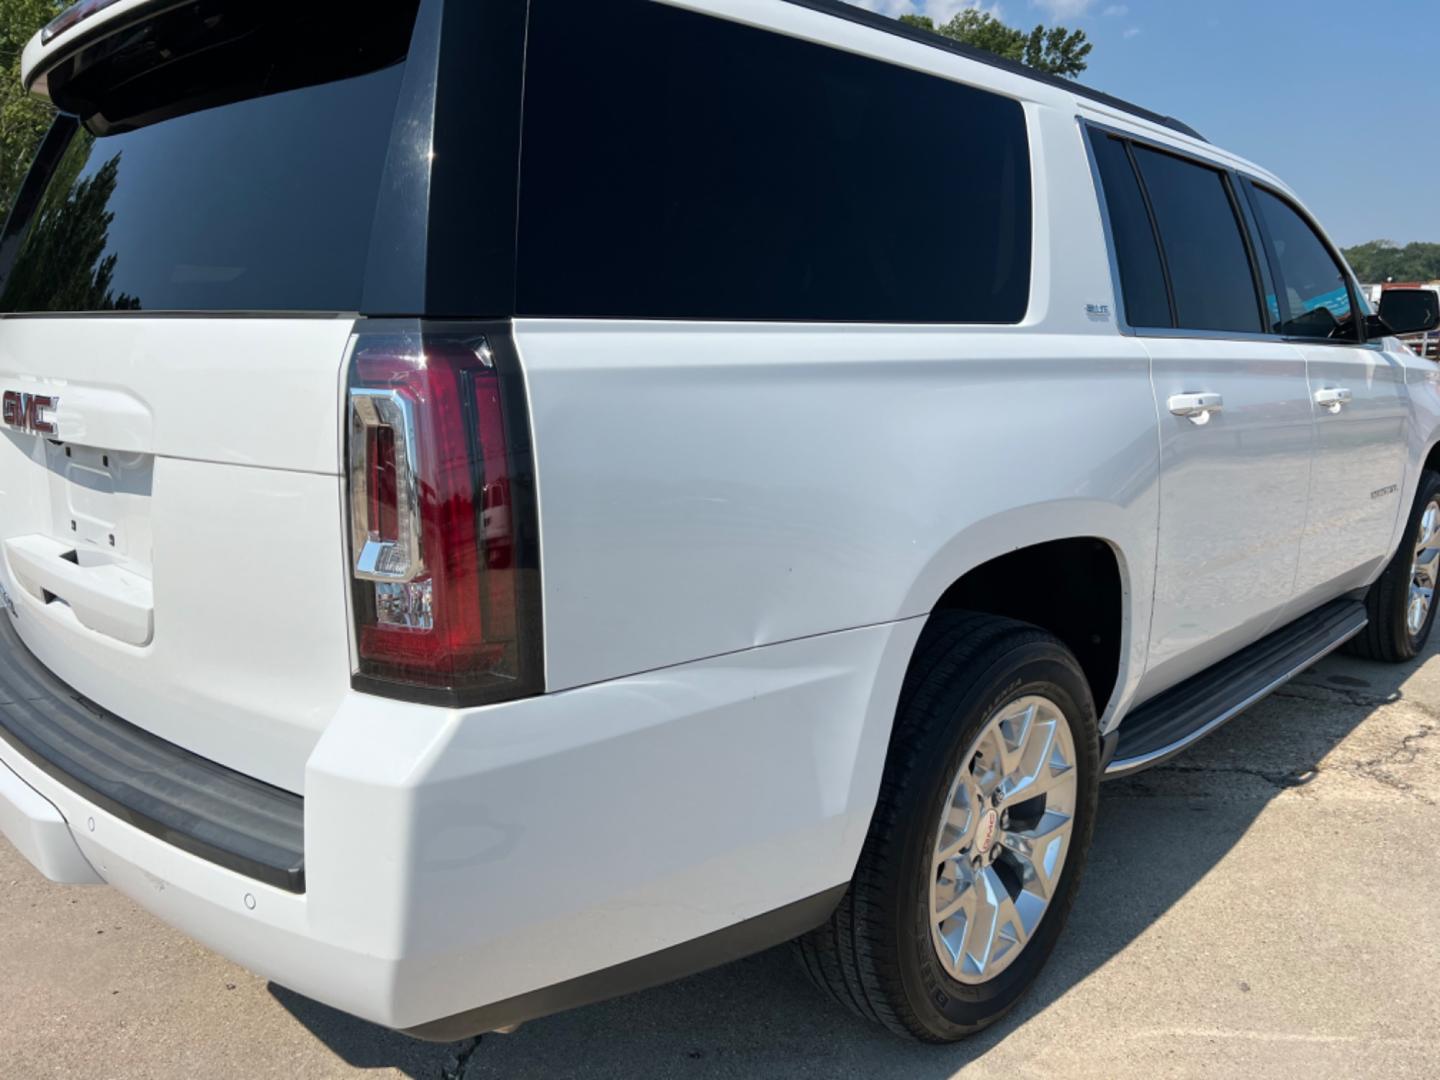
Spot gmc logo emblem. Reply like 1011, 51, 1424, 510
2, 391, 59, 436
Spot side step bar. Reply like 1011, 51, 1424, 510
1105, 599, 1368, 779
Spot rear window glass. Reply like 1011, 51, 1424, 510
515, 0, 1032, 323
0, 7, 412, 314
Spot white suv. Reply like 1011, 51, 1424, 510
2, 0, 1438, 1045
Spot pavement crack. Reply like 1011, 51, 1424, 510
1350, 723, 1437, 806
1145, 762, 1315, 790
439, 1036, 482, 1080
1110, 761, 1316, 797
1279, 683, 1440, 725
1272, 685, 1400, 711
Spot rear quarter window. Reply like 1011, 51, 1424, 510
515, 0, 1032, 323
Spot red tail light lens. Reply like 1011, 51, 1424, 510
346, 322, 541, 705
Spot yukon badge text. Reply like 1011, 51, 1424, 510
1, 390, 59, 436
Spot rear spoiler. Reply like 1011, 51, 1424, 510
21, 0, 184, 98
22, 1, 415, 136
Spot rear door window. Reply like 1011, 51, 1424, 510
1130, 146, 1263, 334
1247, 185, 1359, 343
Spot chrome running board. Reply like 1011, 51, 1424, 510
1105, 599, 1368, 779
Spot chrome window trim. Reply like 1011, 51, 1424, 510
1079, 117, 1382, 351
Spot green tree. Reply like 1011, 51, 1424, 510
0, 134, 139, 311
899, 8, 1091, 78
1342, 240, 1440, 284
1, 0, 61, 224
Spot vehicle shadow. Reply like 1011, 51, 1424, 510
272, 643, 1430, 1079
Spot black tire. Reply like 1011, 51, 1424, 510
1347, 469, 1440, 663
795, 612, 1100, 1042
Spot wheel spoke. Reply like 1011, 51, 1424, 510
934, 875, 973, 924
934, 836, 973, 866
1414, 548, 1440, 588
998, 718, 1069, 807
958, 866, 1002, 974
993, 702, 1035, 780
1004, 810, 1073, 900
1420, 506, 1440, 548
994, 893, 1029, 955
934, 771, 980, 863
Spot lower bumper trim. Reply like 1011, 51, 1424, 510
0, 613, 306, 892
401, 883, 848, 1041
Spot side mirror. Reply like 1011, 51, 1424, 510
1376, 288, 1440, 337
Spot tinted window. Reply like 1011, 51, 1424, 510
0, 6, 413, 314
1089, 133, 1171, 328
1250, 187, 1357, 342
1131, 147, 1261, 334
516, 0, 1031, 322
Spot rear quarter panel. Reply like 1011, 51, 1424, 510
519, 322, 1157, 698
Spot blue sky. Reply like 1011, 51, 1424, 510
846, 0, 1440, 247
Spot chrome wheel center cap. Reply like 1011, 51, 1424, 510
976, 809, 1000, 855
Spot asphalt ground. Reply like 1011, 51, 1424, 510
3, 642, 1437, 1079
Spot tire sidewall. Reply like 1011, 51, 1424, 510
892, 641, 1100, 1037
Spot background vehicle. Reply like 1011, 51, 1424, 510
1, 0, 1438, 1045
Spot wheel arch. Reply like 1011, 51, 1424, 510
1422, 439, 1440, 478
895, 503, 1148, 729
926, 537, 1125, 724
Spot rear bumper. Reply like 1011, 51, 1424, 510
0, 614, 304, 891
0, 614, 920, 1035
0, 757, 100, 885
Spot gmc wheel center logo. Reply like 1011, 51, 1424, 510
1, 391, 59, 436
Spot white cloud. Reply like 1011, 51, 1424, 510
1122, 25, 1141, 37
1030, 0, 1095, 18
1102, 4, 1129, 15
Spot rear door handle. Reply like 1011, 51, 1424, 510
1314, 387, 1352, 414
1168, 392, 1223, 426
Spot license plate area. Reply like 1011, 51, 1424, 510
42, 442, 153, 574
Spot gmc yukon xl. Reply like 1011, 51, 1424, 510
2, 0, 1438, 1044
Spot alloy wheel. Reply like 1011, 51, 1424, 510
928, 695, 1078, 984
1408, 500, 1440, 636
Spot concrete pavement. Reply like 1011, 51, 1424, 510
2, 643, 1438, 1078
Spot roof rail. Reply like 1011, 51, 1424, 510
779, 0, 1207, 144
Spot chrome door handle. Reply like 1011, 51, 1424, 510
1168, 392, 1223, 426
1314, 387, 1352, 414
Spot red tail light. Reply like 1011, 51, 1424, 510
346, 322, 541, 705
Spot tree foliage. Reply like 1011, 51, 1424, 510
899, 9, 1091, 78
1341, 240, 1440, 285
0, 134, 139, 312
1, 0, 61, 224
